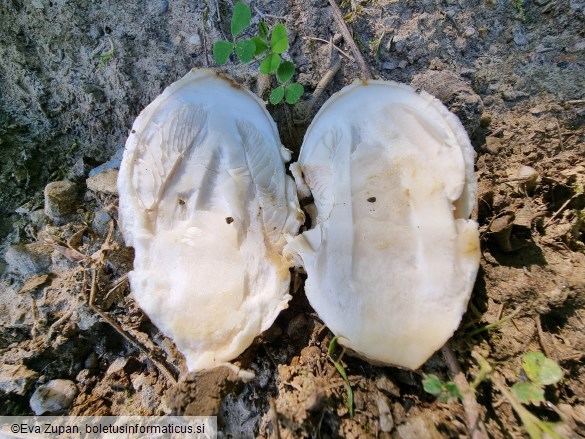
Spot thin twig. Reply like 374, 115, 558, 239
441, 342, 487, 439
543, 196, 574, 228
102, 273, 129, 306
535, 315, 553, 358
305, 59, 342, 117
555, 120, 564, 151
304, 37, 355, 61
327, 0, 370, 79
269, 398, 281, 439
46, 311, 73, 341
88, 273, 177, 384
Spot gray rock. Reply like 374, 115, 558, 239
44, 181, 78, 219
30, 209, 49, 229
5, 243, 53, 275
88, 148, 124, 177
567, 40, 585, 52
30, 379, 78, 415
376, 394, 394, 433
0, 364, 39, 395
86, 169, 118, 195
381, 60, 398, 70
513, 29, 528, 47
92, 210, 112, 236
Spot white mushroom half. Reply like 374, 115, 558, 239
285, 80, 481, 370
118, 69, 303, 372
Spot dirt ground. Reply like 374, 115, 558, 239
0, 0, 584, 437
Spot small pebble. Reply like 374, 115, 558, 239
86, 169, 118, 195
44, 181, 78, 219
0, 364, 39, 395
516, 165, 539, 191
188, 34, 201, 46
484, 136, 502, 154
5, 243, 53, 275
30, 379, 78, 415
382, 60, 398, 70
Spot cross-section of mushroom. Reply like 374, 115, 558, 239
285, 80, 480, 370
117, 69, 303, 372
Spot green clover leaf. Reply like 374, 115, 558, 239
271, 23, 289, 54
235, 39, 256, 63
231, 2, 252, 37
259, 53, 281, 74
213, 40, 234, 65
285, 82, 304, 104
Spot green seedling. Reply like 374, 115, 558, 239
511, 351, 563, 404
424, 351, 565, 438
513, 0, 526, 21
212, 2, 255, 64
466, 307, 521, 337
367, 31, 385, 63
328, 336, 354, 417
340, 0, 365, 24
96, 38, 114, 72
422, 374, 462, 403
212, 2, 304, 104
474, 352, 565, 439
269, 61, 304, 105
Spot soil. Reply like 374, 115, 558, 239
0, 0, 584, 437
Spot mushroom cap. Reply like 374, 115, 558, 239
285, 79, 480, 370
118, 69, 303, 371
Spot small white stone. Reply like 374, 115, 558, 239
188, 34, 201, 46
30, 379, 78, 415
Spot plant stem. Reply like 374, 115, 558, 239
327, 0, 370, 79
442, 343, 487, 439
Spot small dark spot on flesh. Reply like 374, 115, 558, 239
225, 217, 234, 224
367, 197, 376, 203
178, 198, 185, 205
131, 129, 136, 134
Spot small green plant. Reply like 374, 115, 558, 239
477, 352, 564, 439
328, 336, 354, 417
96, 38, 114, 72
513, 0, 526, 21
367, 31, 385, 63
511, 351, 563, 405
423, 352, 565, 438
212, 2, 304, 104
466, 307, 521, 337
422, 374, 462, 403
340, 0, 365, 24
